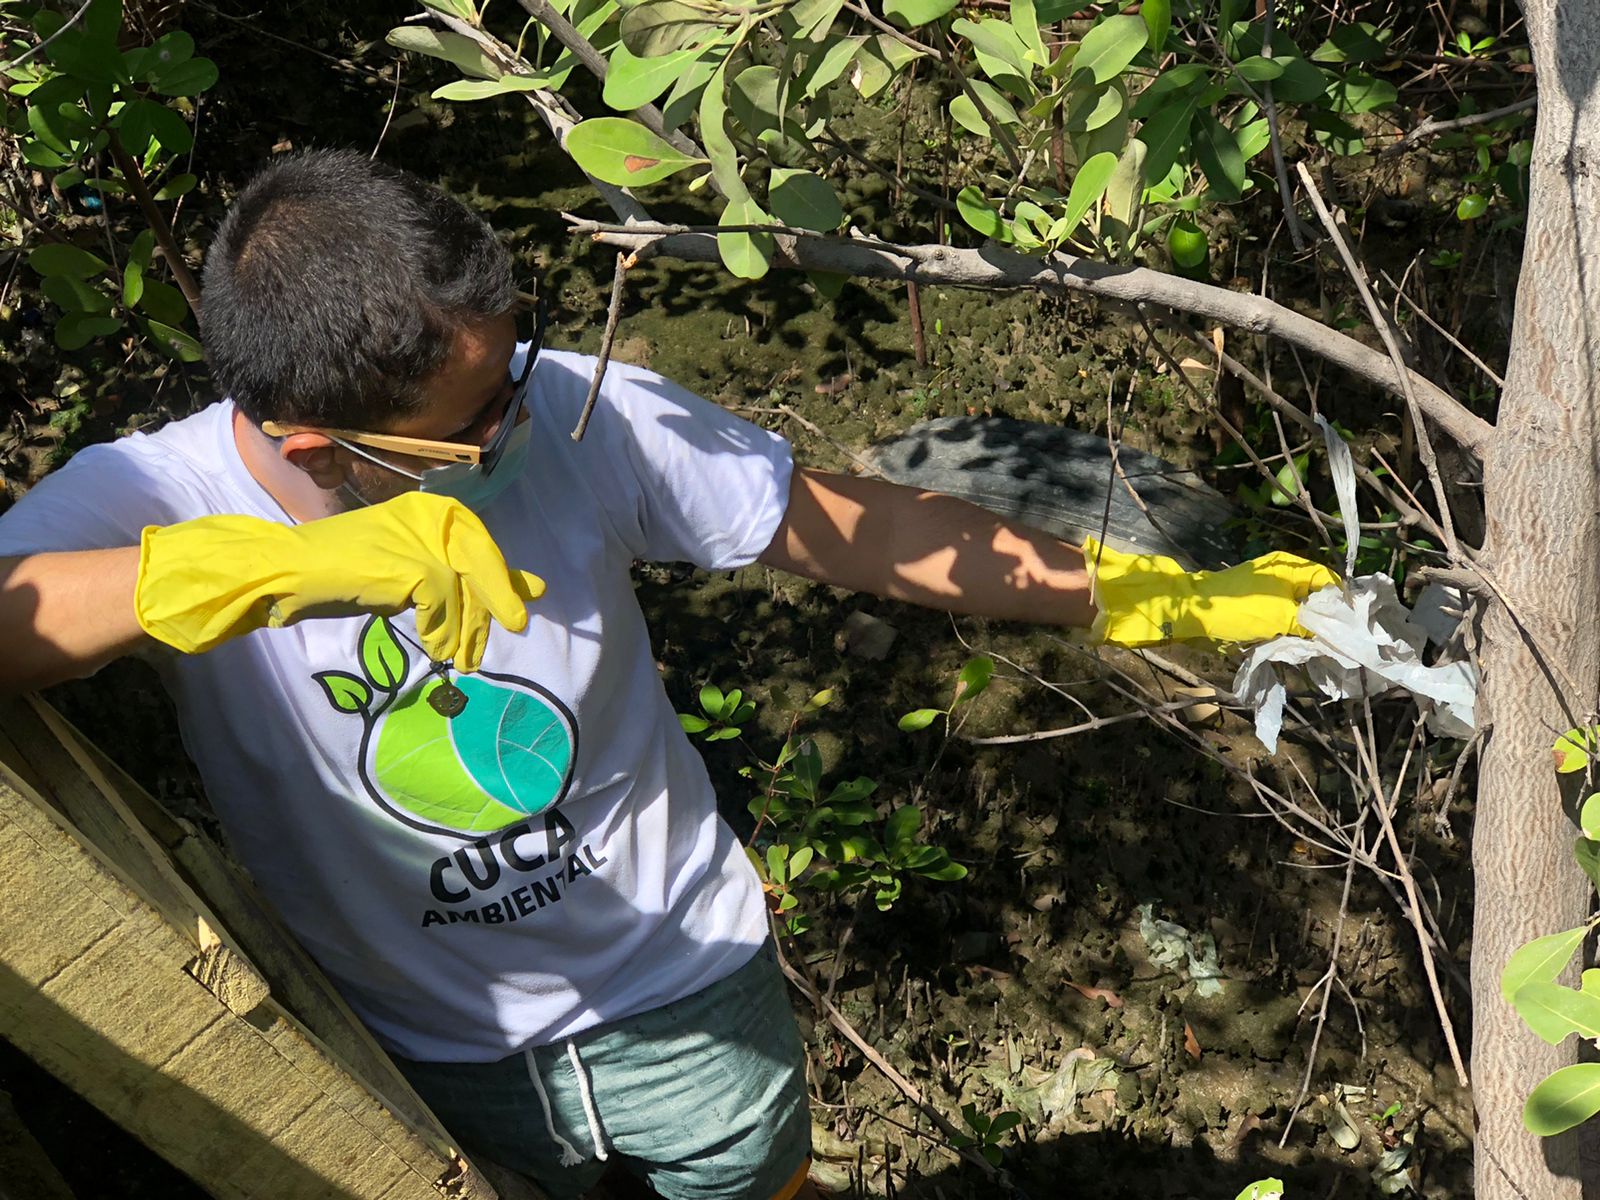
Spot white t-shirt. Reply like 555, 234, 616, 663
0, 349, 794, 1062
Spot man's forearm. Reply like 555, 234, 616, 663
0, 548, 150, 692
759, 469, 1097, 627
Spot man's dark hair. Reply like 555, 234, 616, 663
200, 148, 516, 429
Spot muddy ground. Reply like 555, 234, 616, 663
0, 0, 1518, 1194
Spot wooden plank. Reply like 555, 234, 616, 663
0, 705, 525, 1199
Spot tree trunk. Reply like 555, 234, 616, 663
1475, 2, 1600, 1195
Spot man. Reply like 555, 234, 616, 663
0, 150, 1331, 1199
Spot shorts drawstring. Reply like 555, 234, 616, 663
524, 1041, 609, 1167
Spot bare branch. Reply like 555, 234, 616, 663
1298, 163, 1462, 560
1383, 94, 1536, 156
565, 216, 1495, 458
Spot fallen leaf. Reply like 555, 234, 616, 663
1066, 980, 1125, 1009
815, 372, 853, 395
1183, 1022, 1201, 1060
1325, 1099, 1361, 1151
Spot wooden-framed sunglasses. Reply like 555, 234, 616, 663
261, 301, 548, 468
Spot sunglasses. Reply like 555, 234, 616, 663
261, 300, 548, 471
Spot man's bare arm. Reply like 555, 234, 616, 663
758, 467, 1097, 628
0, 549, 150, 693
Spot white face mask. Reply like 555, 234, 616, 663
334, 417, 532, 513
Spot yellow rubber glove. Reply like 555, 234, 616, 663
1082, 536, 1339, 647
135, 492, 545, 672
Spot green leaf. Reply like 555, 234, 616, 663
1525, 1064, 1600, 1137
619, 0, 727, 57
1325, 70, 1396, 115
1553, 727, 1600, 773
769, 168, 842, 231
117, 98, 193, 157
1584, 968, 1600, 997
1583, 795, 1600, 841
29, 244, 110, 280
950, 93, 991, 137
678, 713, 711, 732
952, 18, 1029, 79
786, 0, 845, 40
698, 683, 725, 713
603, 42, 705, 110
808, 689, 834, 709
150, 56, 219, 97
1501, 926, 1588, 1005
717, 196, 775, 280
898, 708, 943, 731
42, 275, 113, 315
143, 318, 203, 362
565, 117, 707, 186
1270, 458, 1302, 506
421, 0, 479, 21
313, 671, 373, 715
885, 806, 922, 850
1269, 56, 1330, 103
138, 278, 189, 326
957, 186, 1004, 237
1310, 22, 1392, 64
1234, 54, 1284, 82
1129, 63, 1208, 118
1010, 0, 1047, 65
135, 31, 195, 81
1138, 95, 1196, 185
1073, 14, 1147, 85
1060, 150, 1118, 240
957, 656, 995, 702
1456, 193, 1489, 221
1576, 837, 1600, 891
1141, 0, 1170, 54
1102, 139, 1146, 231
1235, 118, 1270, 164
1233, 1183, 1285, 1200
766, 843, 789, 884
699, 61, 748, 202
52, 312, 121, 350
1514, 981, 1600, 1045
1192, 110, 1246, 202
920, 858, 968, 881
385, 27, 500, 79
882, 0, 959, 29
730, 64, 782, 140
153, 173, 197, 201
433, 75, 548, 101
1305, 109, 1365, 156
360, 616, 409, 690
660, 51, 719, 128
849, 41, 894, 99
789, 845, 814, 876
800, 35, 861, 98
1063, 77, 1123, 132
122, 249, 146, 310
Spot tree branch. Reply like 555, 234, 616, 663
1383, 94, 1536, 156
564, 216, 1495, 458
107, 134, 202, 313
509, 0, 700, 157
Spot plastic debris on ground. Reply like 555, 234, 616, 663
1231, 416, 1478, 754
1136, 902, 1223, 996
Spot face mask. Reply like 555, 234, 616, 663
332, 417, 531, 513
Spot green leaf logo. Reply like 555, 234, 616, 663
359, 615, 409, 692
315, 670, 373, 714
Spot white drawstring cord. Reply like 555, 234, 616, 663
523, 1042, 610, 1167
566, 1040, 610, 1163
525, 1047, 587, 1167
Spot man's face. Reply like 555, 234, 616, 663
339, 311, 521, 507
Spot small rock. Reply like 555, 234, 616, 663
835, 610, 898, 660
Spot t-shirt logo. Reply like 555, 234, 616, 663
314, 616, 578, 838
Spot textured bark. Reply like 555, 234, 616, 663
1474, 2, 1600, 1195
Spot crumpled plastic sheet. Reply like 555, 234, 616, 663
1231, 416, 1479, 754
1232, 573, 1479, 754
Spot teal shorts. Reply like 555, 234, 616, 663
393, 943, 812, 1200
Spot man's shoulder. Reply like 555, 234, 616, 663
46, 401, 236, 507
